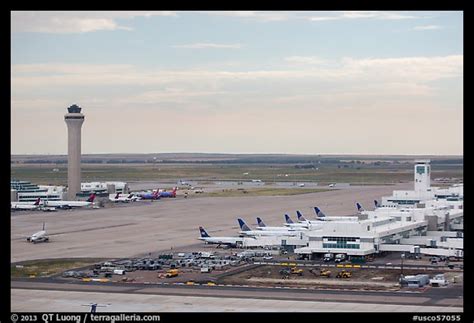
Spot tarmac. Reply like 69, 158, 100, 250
11, 288, 462, 312
11, 183, 411, 263
11, 182, 464, 313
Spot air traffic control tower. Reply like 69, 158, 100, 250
65, 104, 84, 200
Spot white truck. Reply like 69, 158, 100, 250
323, 253, 334, 262
430, 274, 448, 287
335, 254, 346, 263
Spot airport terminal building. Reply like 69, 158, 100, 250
291, 160, 463, 259
11, 180, 65, 202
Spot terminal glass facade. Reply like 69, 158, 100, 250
322, 236, 360, 249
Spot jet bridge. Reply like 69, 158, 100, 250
378, 244, 418, 253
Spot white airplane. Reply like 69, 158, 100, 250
109, 193, 139, 203
27, 223, 49, 243
291, 210, 329, 226
39, 206, 57, 212
44, 193, 96, 209
256, 217, 308, 231
283, 214, 311, 228
11, 198, 41, 211
238, 219, 302, 237
198, 227, 244, 247
314, 207, 359, 221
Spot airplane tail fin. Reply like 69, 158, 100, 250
172, 187, 177, 197
256, 217, 266, 227
285, 214, 294, 224
42, 222, 45, 231
34, 198, 41, 206
314, 207, 326, 218
115, 193, 120, 199
374, 200, 380, 208
199, 226, 210, 238
238, 218, 251, 231
88, 193, 96, 202
356, 202, 364, 212
296, 210, 307, 222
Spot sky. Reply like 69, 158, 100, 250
11, 11, 463, 155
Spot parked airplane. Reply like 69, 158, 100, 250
294, 210, 326, 226
11, 198, 41, 211
256, 217, 308, 231
238, 219, 301, 236
198, 226, 244, 247
109, 193, 139, 203
159, 187, 177, 198
137, 190, 160, 200
45, 193, 96, 209
26, 222, 49, 243
314, 207, 359, 221
283, 214, 310, 228
39, 206, 58, 212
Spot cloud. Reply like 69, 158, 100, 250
173, 43, 243, 49
11, 55, 462, 155
308, 16, 340, 22
11, 55, 463, 92
11, 11, 177, 33
200, 11, 298, 22
284, 56, 327, 65
308, 11, 419, 22
414, 25, 442, 30
203, 11, 421, 22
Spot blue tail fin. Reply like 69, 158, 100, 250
285, 214, 294, 224
314, 207, 326, 218
256, 217, 266, 227
238, 218, 251, 231
296, 210, 307, 222
374, 200, 380, 208
199, 226, 210, 238
356, 202, 364, 212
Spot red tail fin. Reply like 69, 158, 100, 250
87, 193, 96, 202
172, 187, 177, 196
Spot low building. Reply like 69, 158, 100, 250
79, 181, 129, 197
11, 180, 65, 202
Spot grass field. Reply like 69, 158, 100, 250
11, 258, 104, 278
192, 188, 333, 198
10, 163, 463, 186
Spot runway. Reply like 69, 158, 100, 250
11, 279, 462, 312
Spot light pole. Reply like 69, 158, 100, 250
400, 252, 405, 279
